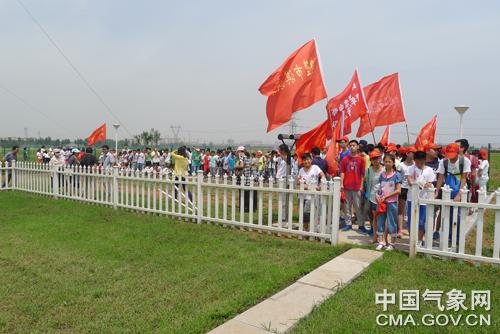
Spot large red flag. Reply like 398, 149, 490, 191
87, 123, 106, 147
325, 122, 341, 176
259, 40, 327, 132
379, 126, 390, 147
295, 119, 330, 162
326, 69, 368, 135
357, 73, 405, 138
415, 115, 437, 151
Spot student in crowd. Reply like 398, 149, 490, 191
337, 136, 350, 162
340, 139, 365, 232
311, 147, 328, 175
80, 147, 97, 167
455, 139, 478, 202
375, 153, 402, 251
364, 149, 383, 242
407, 151, 436, 246
397, 146, 415, 237
435, 143, 471, 240
478, 149, 489, 191
297, 153, 325, 231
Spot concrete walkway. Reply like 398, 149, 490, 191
207, 248, 383, 334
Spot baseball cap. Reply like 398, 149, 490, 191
479, 149, 487, 160
406, 146, 417, 153
237, 146, 245, 152
359, 139, 368, 146
369, 149, 382, 159
397, 147, 407, 155
336, 135, 349, 143
72, 148, 80, 154
385, 143, 398, 153
444, 143, 460, 159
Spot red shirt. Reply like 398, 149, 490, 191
340, 155, 365, 190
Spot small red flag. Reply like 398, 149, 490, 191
325, 122, 341, 176
357, 73, 405, 138
259, 40, 327, 132
295, 119, 330, 162
87, 123, 106, 147
326, 69, 368, 135
379, 126, 390, 147
415, 115, 437, 151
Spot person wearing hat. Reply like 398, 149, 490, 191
455, 138, 479, 203
337, 136, 350, 162
478, 149, 489, 191
424, 143, 441, 178
66, 148, 80, 167
364, 149, 384, 241
49, 148, 65, 169
435, 142, 471, 240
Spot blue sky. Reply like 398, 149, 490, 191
1, 0, 499, 145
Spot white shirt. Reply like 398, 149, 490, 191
406, 165, 436, 202
137, 152, 145, 164
479, 159, 489, 180
298, 165, 322, 187
398, 161, 414, 189
275, 157, 287, 179
437, 156, 471, 176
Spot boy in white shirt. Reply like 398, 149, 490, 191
406, 151, 436, 245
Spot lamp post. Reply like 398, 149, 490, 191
113, 124, 120, 153
454, 105, 469, 138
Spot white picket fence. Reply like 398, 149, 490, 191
0, 161, 342, 244
409, 184, 500, 264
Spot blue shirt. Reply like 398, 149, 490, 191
339, 149, 351, 162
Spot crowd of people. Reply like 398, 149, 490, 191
1, 137, 492, 252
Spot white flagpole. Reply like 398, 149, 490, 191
397, 73, 411, 144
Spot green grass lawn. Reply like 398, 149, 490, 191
0, 191, 350, 333
291, 251, 500, 334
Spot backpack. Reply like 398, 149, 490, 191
443, 156, 464, 198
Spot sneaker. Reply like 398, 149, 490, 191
396, 231, 403, 238
433, 231, 440, 240
358, 225, 367, 233
365, 229, 374, 237
386, 244, 395, 251
416, 240, 423, 248
376, 243, 385, 251
341, 225, 352, 232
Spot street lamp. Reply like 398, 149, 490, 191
454, 105, 469, 138
113, 124, 120, 153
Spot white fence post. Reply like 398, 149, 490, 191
11, 161, 17, 190
330, 177, 341, 246
409, 184, 419, 258
113, 167, 118, 209
197, 170, 203, 224
493, 189, 500, 259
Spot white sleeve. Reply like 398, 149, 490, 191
425, 167, 436, 183
463, 157, 472, 174
437, 159, 445, 175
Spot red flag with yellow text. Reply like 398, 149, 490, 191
357, 73, 405, 138
325, 122, 341, 176
326, 69, 368, 135
415, 115, 437, 151
295, 119, 330, 163
87, 123, 106, 147
259, 40, 327, 132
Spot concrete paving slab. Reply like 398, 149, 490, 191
207, 319, 271, 334
338, 248, 384, 265
270, 282, 333, 307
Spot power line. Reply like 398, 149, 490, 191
16, 0, 133, 137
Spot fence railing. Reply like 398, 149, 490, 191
0, 161, 342, 244
409, 184, 500, 264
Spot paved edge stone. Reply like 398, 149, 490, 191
207, 248, 383, 334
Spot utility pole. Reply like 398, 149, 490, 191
170, 125, 181, 145
24, 127, 28, 139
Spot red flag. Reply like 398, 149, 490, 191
357, 73, 405, 138
259, 40, 327, 132
295, 119, 330, 162
325, 122, 341, 176
87, 123, 106, 147
326, 69, 368, 135
415, 115, 437, 151
379, 126, 390, 147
